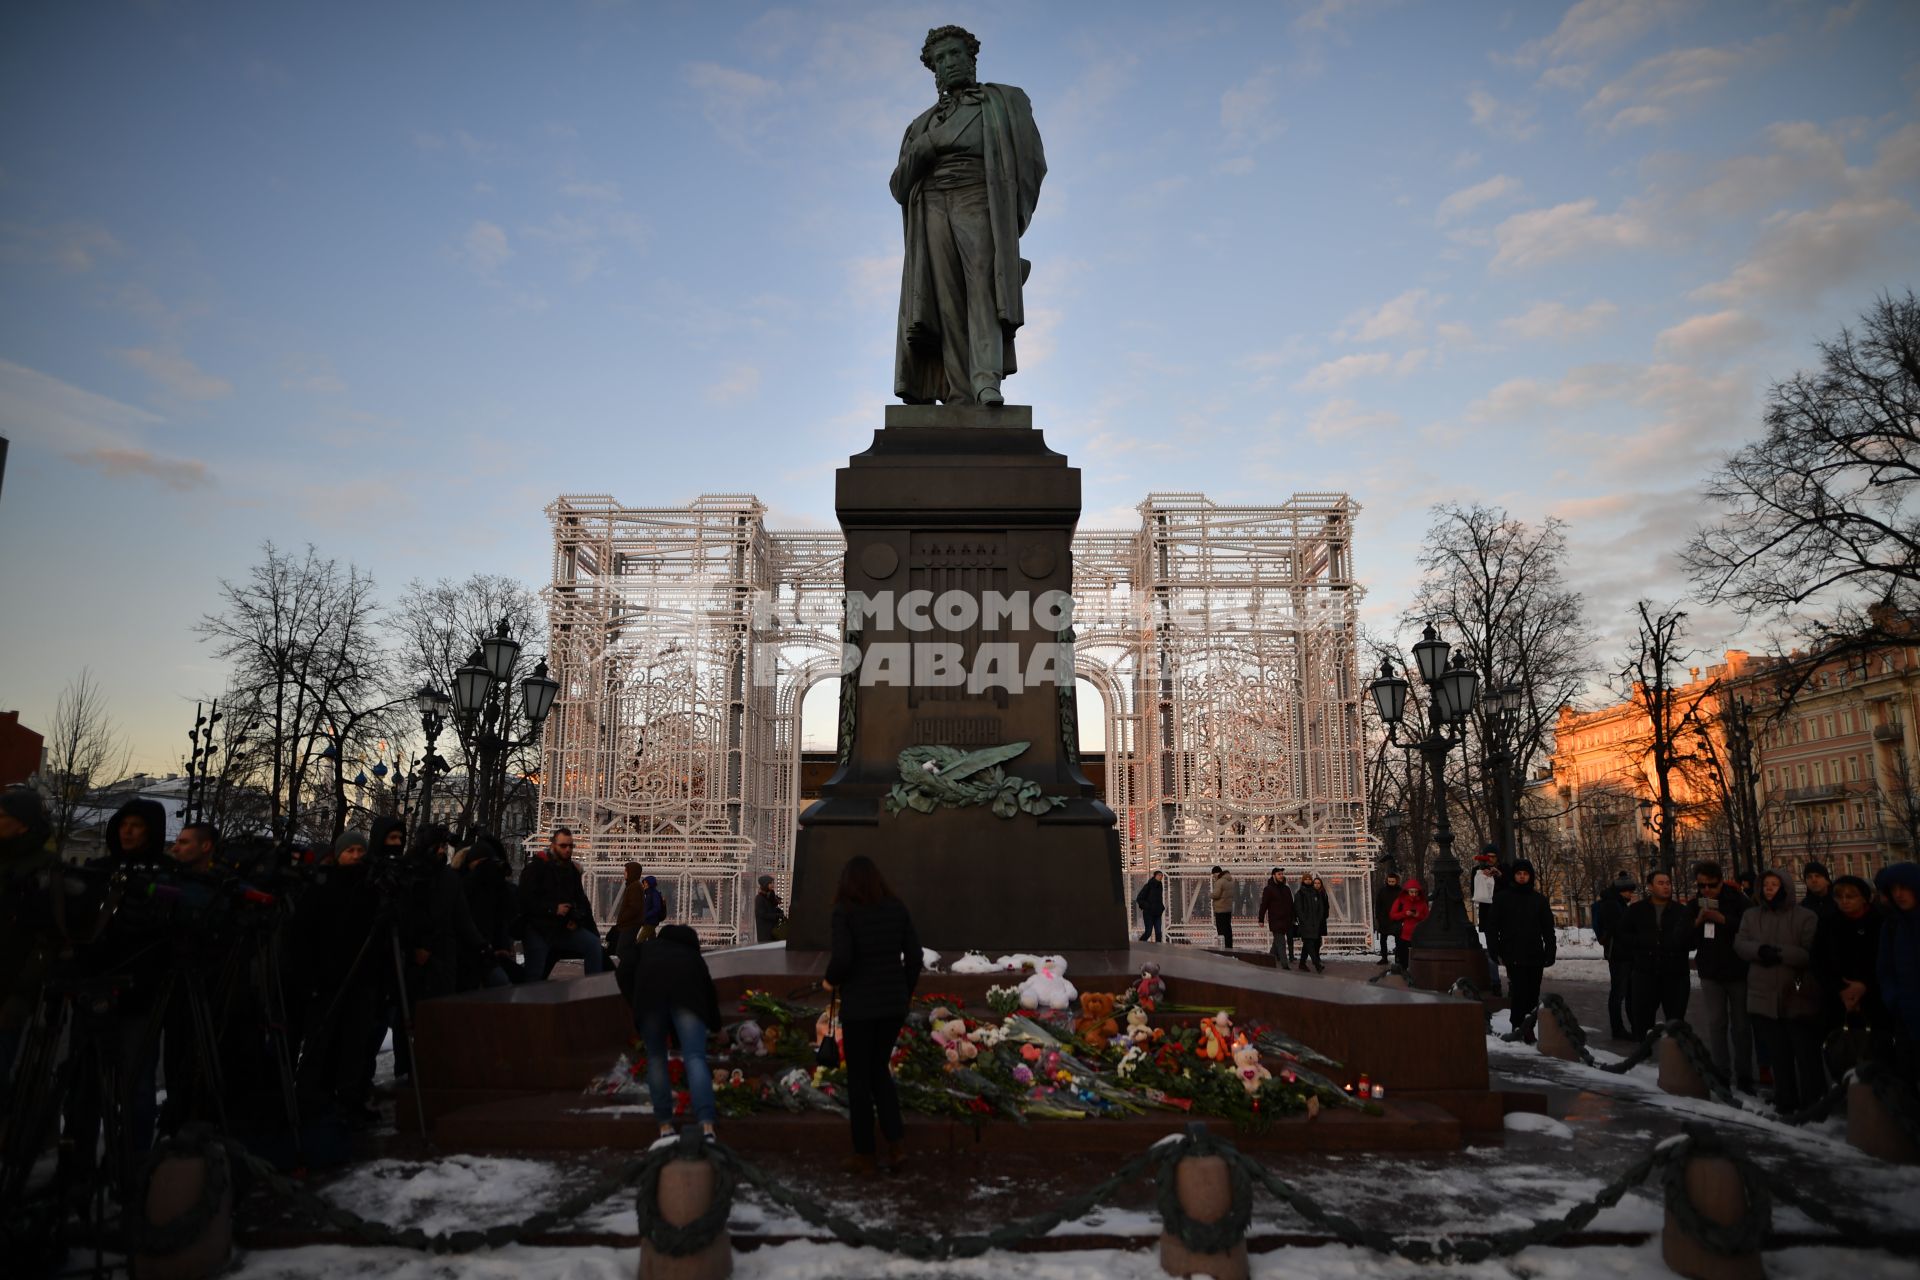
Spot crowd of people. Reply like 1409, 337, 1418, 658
1588, 857, 1920, 1103
0, 791, 801, 1195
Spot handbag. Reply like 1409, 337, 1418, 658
1824, 1015, 1875, 1079
815, 995, 842, 1070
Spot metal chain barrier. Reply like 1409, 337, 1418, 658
204, 1111, 1920, 1262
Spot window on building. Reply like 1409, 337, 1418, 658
1826, 714, 1836, 738
1854, 801, 1866, 830
1848, 756, 1860, 782
1766, 767, 1777, 790
1885, 655, 1896, 674
1797, 764, 1808, 788
1844, 710, 1855, 734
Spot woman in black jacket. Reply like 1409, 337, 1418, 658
823, 856, 922, 1174
621, 923, 722, 1141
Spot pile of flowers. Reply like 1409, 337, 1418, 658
592, 987, 1379, 1133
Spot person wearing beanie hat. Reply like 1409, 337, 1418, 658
1257, 867, 1295, 970
754, 872, 786, 944
1590, 872, 1637, 1039
1209, 866, 1236, 951
1372, 869, 1402, 965
1802, 861, 1838, 925
1873, 861, 1920, 1078
334, 829, 370, 864
1485, 859, 1556, 1038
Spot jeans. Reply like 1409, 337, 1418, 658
524, 926, 607, 980
1214, 912, 1234, 950
842, 1015, 905, 1155
1694, 977, 1752, 1087
1751, 1014, 1824, 1113
1269, 929, 1289, 966
1630, 969, 1690, 1038
638, 1003, 717, 1126
1140, 909, 1163, 943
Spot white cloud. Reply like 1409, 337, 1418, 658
280, 354, 347, 395
1436, 174, 1524, 224
1655, 309, 1767, 357
69, 447, 211, 490
1693, 196, 1915, 304
1219, 67, 1285, 171
684, 62, 780, 149
0, 358, 163, 454
0, 219, 120, 272
705, 363, 761, 404
1585, 38, 1781, 132
1509, 0, 1682, 68
1489, 198, 1656, 270
1682, 121, 1849, 216
1307, 398, 1401, 440
1466, 88, 1540, 142
118, 347, 233, 402
458, 220, 512, 275
1294, 351, 1394, 391
1339, 288, 1437, 343
1498, 299, 1619, 341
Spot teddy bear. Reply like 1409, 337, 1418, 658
1124, 1004, 1153, 1048
1134, 962, 1166, 1009
1073, 992, 1120, 1049
1018, 958, 1078, 1011
1231, 1039, 1271, 1095
932, 1017, 979, 1064
733, 1020, 766, 1056
1197, 1011, 1234, 1063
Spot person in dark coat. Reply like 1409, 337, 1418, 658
398, 826, 489, 1000
1295, 875, 1330, 973
619, 923, 721, 1140
518, 827, 606, 978
1372, 871, 1401, 965
458, 834, 519, 989
1801, 861, 1839, 926
753, 874, 785, 944
1617, 868, 1694, 1038
1485, 859, 1556, 1037
1135, 869, 1166, 943
823, 855, 922, 1175
1874, 861, 1920, 1081
293, 829, 386, 1124
1815, 874, 1884, 1049
0, 787, 56, 1105
1688, 860, 1752, 1091
1591, 872, 1636, 1039
1257, 868, 1295, 970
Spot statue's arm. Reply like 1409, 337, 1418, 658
889, 114, 933, 206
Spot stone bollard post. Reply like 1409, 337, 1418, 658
1661, 1153, 1765, 1280
131, 1147, 233, 1280
1657, 1037, 1711, 1100
1375, 972, 1409, 990
1158, 1154, 1249, 1280
1536, 1009, 1580, 1062
639, 1155, 732, 1280
1847, 1080, 1919, 1164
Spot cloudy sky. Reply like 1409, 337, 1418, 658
2, 0, 1917, 772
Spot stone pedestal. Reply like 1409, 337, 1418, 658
787, 405, 1125, 951
1657, 1037, 1711, 1099
1660, 1155, 1765, 1280
1847, 1080, 1919, 1163
1408, 945, 1489, 997
1157, 1154, 1250, 1280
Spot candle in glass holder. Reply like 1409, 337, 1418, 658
1371, 1084, 1385, 1100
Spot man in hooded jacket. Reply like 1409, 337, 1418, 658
1485, 859, 1556, 1036
1735, 868, 1824, 1112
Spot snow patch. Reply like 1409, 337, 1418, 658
1502, 1111, 1573, 1139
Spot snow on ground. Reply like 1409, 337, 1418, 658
314, 1154, 592, 1234
225, 1240, 1920, 1279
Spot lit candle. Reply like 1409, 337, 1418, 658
1371, 1084, 1385, 1100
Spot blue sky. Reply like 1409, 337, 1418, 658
2, 0, 1917, 772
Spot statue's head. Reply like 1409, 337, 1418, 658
920, 24, 980, 95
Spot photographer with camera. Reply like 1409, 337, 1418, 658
291, 828, 387, 1127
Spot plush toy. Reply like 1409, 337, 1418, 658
932, 1017, 978, 1063
1197, 1011, 1234, 1063
761, 1024, 782, 1056
1231, 1039, 1271, 1094
1125, 1004, 1153, 1047
1018, 958, 1079, 1011
734, 1020, 766, 1056
1134, 962, 1166, 1009
1073, 993, 1120, 1049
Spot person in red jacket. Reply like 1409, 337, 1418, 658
1390, 878, 1430, 969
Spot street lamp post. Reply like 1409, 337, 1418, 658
1485, 682, 1522, 865
1380, 808, 1404, 876
449, 619, 559, 840
414, 683, 453, 834
1370, 624, 1485, 992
